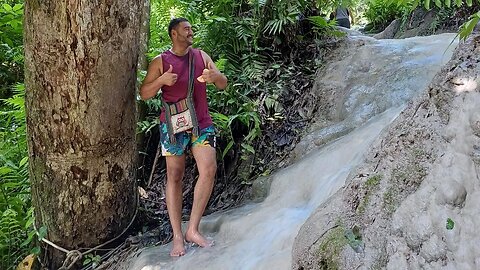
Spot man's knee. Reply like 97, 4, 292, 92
167, 166, 184, 183
199, 162, 217, 179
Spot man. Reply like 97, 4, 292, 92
140, 18, 227, 257
331, 6, 354, 29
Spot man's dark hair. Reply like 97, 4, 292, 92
168, 18, 189, 38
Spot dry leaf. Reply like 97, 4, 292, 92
138, 186, 148, 199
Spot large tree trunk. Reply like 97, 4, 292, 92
24, 1, 141, 268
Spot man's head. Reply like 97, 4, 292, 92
168, 18, 193, 46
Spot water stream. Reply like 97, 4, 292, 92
128, 33, 458, 270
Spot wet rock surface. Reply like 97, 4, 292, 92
292, 34, 480, 270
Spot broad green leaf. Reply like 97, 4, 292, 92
25, 216, 34, 229
460, 15, 480, 40
31, 246, 41, 254
222, 140, 234, 158
83, 258, 92, 265
212, 16, 227, 22
0, 167, 13, 175
242, 143, 255, 154
445, 0, 451, 7
4, 36, 13, 47
466, 0, 472, 6
2, 182, 22, 188
20, 230, 36, 247
38, 226, 47, 240
19, 156, 28, 167
2, 4, 12, 12
13, 4, 23, 12
424, 0, 430, 9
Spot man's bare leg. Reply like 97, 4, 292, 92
185, 146, 216, 247
165, 155, 186, 256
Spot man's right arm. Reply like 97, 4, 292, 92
140, 56, 165, 100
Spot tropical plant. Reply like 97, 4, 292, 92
140, 0, 345, 166
459, 10, 480, 40
0, 1, 23, 98
0, 84, 36, 269
364, 0, 410, 31
401, 0, 480, 9
395, 0, 480, 39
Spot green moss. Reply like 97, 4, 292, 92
317, 226, 348, 270
392, 168, 407, 182
356, 174, 382, 214
412, 148, 425, 158
383, 186, 399, 214
365, 175, 382, 187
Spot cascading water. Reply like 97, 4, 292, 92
128, 32, 458, 270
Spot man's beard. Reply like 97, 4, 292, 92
186, 36, 193, 46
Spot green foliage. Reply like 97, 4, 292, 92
364, 0, 410, 31
261, 0, 308, 37
459, 10, 480, 40
83, 253, 102, 266
0, 1, 23, 98
148, 0, 182, 59
143, 0, 342, 162
406, 0, 480, 39
388, 0, 477, 10
309, 16, 344, 36
1, 1, 33, 267
364, 0, 480, 39
0, 83, 35, 270
446, 217, 455, 230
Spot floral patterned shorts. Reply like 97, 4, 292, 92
159, 123, 216, 156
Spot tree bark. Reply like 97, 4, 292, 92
24, 0, 141, 268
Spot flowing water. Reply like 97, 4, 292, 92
128, 33, 458, 270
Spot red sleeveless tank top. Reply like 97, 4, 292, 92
160, 48, 213, 129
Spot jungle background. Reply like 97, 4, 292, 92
1, 0, 479, 268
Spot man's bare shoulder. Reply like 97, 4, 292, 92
198, 49, 213, 62
149, 55, 164, 71
198, 49, 209, 57
151, 54, 163, 64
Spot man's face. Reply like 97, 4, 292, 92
173, 21, 193, 46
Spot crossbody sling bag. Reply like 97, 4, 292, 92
161, 49, 199, 143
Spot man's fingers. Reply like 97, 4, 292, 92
197, 76, 205, 83
166, 64, 173, 73
207, 62, 214, 70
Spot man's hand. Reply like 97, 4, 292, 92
160, 64, 177, 86
197, 62, 220, 84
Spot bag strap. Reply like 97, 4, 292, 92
186, 49, 199, 136
187, 49, 195, 97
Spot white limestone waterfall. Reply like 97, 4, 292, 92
129, 33, 458, 270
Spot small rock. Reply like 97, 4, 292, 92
435, 180, 467, 207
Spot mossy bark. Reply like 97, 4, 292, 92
24, 0, 141, 268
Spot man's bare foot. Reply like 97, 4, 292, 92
170, 235, 186, 257
185, 230, 214, 247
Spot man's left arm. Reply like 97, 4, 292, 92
199, 50, 228, 90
